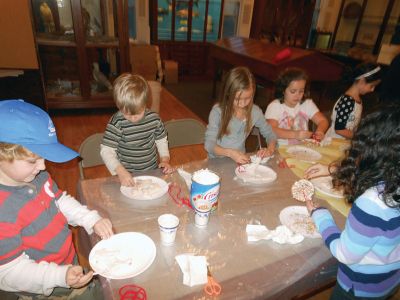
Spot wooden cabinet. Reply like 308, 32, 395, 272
31, 0, 129, 109
250, 0, 316, 48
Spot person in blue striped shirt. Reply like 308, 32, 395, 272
305, 105, 400, 299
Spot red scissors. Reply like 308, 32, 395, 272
204, 267, 222, 296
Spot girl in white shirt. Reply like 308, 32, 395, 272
265, 68, 329, 145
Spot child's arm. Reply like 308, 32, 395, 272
0, 254, 93, 294
57, 192, 113, 239
335, 128, 354, 139
100, 145, 135, 186
253, 106, 277, 157
213, 145, 250, 164
311, 111, 329, 140
265, 100, 312, 140
155, 136, 174, 174
332, 96, 356, 139
0, 253, 70, 294
204, 106, 250, 164
304, 163, 336, 179
309, 194, 385, 266
266, 119, 312, 140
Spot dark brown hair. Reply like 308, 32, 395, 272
274, 68, 309, 103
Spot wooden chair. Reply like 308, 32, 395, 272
78, 133, 104, 179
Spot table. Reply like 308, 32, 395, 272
209, 37, 343, 99
278, 138, 352, 216
77, 156, 346, 299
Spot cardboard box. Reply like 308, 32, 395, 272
130, 44, 158, 81
163, 60, 178, 84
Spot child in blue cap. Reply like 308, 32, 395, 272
0, 100, 113, 299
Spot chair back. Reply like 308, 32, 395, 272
78, 133, 104, 179
164, 118, 206, 148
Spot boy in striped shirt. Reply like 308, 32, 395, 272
0, 100, 113, 299
101, 73, 173, 186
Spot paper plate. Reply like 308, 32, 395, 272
120, 176, 169, 200
286, 145, 322, 162
89, 232, 156, 279
279, 206, 320, 238
311, 176, 344, 199
235, 164, 277, 184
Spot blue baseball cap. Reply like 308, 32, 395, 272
0, 100, 79, 162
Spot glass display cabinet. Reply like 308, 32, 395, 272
330, 0, 400, 60
31, 0, 129, 109
150, 0, 255, 77
156, 0, 221, 42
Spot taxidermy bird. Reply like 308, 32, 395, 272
93, 62, 112, 91
40, 2, 55, 33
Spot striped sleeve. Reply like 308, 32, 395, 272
312, 197, 400, 265
152, 113, 167, 141
102, 114, 123, 149
312, 204, 380, 265
0, 197, 23, 265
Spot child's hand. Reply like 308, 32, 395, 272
305, 199, 317, 215
256, 146, 274, 158
116, 167, 135, 187
296, 130, 313, 140
66, 265, 93, 288
230, 150, 250, 164
304, 163, 330, 179
93, 218, 113, 239
159, 162, 174, 174
313, 131, 325, 141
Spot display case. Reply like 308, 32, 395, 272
329, 0, 400, 60
31, 0, 129, 109
156, 0, 221, 42
152, 0, 257, 77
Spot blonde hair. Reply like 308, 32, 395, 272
0, 142, 36, 162
113, 73, 149, 114
217, 67, 255, 139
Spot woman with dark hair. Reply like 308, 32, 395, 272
305, 105, 400, 299
326, 63, 382, 139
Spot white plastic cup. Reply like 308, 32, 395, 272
194, 210, 210, 228
158, 214, 179, 245
194, 200, 211, 228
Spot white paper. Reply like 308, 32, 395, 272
175, 254, 208, 286
246, 224, 304, 244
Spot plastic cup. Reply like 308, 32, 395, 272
194, 210, 211, 228
158, 214, 179, 245
194, 200, 211, 228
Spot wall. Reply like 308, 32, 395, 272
0, 0, 38, 69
